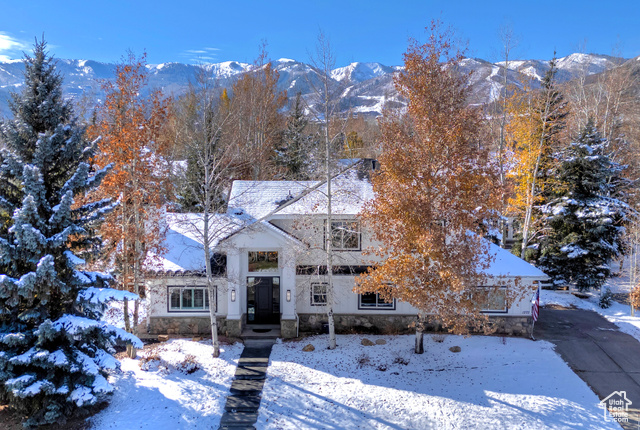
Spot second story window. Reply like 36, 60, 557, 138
329, 220, 360, 250
248, 251, 279, 272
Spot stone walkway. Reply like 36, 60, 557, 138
218, 339, 275, 430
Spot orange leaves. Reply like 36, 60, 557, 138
90, 52, 173, 282
357, 23, 503, 335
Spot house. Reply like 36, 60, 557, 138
145, 167, 548, 339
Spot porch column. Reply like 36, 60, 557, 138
226, 247, 242, 336
281, 249, 297, 338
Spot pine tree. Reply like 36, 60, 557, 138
275, 92, 315, 179
538, 120, 631, 290
0, 40, 140, 426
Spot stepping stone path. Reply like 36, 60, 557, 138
219, 339, 275, 430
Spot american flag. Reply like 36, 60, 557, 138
532, 285, 540, 323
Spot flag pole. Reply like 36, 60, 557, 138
530, 316, 536, 341
530, 283, 541, 341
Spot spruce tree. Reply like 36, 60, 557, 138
538, 120, 631, 290
0, 40, 140, 426
275, 92, 315, 179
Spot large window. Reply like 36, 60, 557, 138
328, 220, 360, 250
248, 251, 279, 272
310, 283, 327, 306
168, 286, 215, 312
475, 287, 507, 313
358, 292, 395, 310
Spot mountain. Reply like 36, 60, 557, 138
0, 53, 626, 118
330, 62, 396, 84
496, 53, 624, 83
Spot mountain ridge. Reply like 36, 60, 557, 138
0, 52, 630, 118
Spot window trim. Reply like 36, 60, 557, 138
310, 282, 328, 306
357, 292, 396, 310
476, 286, 508, 314
167, 286, 217, 313
325, 219, 361, 251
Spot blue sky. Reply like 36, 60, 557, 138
0, 0, 638, 66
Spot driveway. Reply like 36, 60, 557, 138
536, 305, 640, 430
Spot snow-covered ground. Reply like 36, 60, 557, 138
90, 339, 243, 430
257, 334, 614, 430
543, 288, 640, 343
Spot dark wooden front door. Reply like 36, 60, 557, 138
247, 277, 280, 324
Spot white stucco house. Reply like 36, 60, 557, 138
145, 165, 547, 338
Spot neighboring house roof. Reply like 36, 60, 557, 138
228, 170, 374, 220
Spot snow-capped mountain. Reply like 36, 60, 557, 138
0, 53, 627, 118
330, 62, 396, 84
496, 53, 624, 83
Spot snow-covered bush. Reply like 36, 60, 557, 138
599, 287, 614, 309
0, 40, 141, 426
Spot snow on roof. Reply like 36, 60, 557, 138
228, 171, 374, 220
149, 212, 246, 274
483, 240, 548, 278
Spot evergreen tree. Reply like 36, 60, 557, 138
275, 92, 315, 180
538, 120, 631, 290
0, 40, 140, 426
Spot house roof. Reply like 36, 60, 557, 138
482, 240, 548, 278
148, 212, 246, 274
227, 170, 374, 220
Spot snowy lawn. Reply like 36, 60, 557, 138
90, 339, 243, 430
258, 334, 614, 429
543, 288, 640, 342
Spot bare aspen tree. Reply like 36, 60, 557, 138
173, 68, 246, 357
307, 32, 347, 350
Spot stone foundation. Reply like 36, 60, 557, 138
487, 316, 532, 336
225, 318, 244, 338
148, 313, 532, 338
298, 313, 533, 337
148, 316, 227, 336
299, 314, 417, 335
281, 319, 298, 339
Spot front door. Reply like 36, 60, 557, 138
247, 277, 280, 324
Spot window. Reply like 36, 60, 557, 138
475, 287, 507, 313
168, 286, 215, 312
358, 292, 395, 310
310, 283, 327, 306
248, 251, 279, 272
328, 220, 360, 250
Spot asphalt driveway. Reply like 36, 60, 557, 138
536, 305, 640, 429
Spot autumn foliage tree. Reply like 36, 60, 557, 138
224, 48, 287, 180
506, 57, 569, 260
357, 23, 505, 354
92, 53, 172, 332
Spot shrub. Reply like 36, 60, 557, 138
599, 287, 614, 309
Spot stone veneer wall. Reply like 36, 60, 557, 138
298, 314, 533, 337
148, 314, 532, 338
148, 316, 227, 336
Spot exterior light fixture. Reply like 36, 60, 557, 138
231, 289, 236, 302
286, 290, 291, 302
